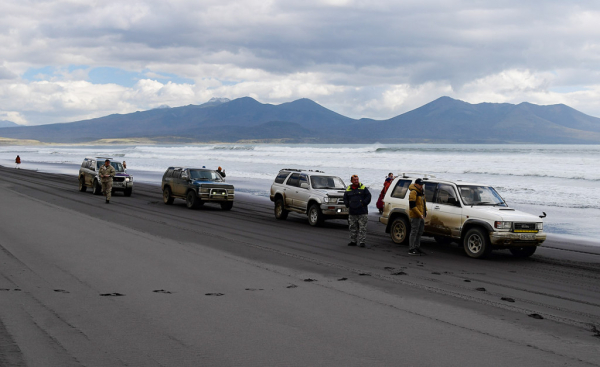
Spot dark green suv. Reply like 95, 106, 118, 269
161, 167, 234, 210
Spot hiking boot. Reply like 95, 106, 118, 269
408, 249, 419, 256
348, 242, 357, 246
416, 248, 426, 255
106, 199, 110, 204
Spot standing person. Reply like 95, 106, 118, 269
217, 166, 226, 178
408, 178, 427, 255
122, 161, 127, 171
15, 155, 21, 169
376, 172, 395, 214
343, 175, 372, 248
99, 159, 115, 204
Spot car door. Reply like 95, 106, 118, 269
294, 174, 311, 210
86, 160, 96, 186
422, 181, 438, 235
172, 169, 186, 197
284, 173, 300, 208
429, 183, 463, 238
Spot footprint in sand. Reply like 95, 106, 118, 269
528, 313, 544, 319
431, 272, 441, 275
337, 278, 348, 281
244, 288, 264, 291
54, 289, 70, 293
205, 293, 224, 296
476, 287, 487, 292
303, 278, 317, 282
100, 293, 124, 297
501, 297, 515, 302
392, 271, 407, 275
153, 289, 173, 294
384, 267, 395, 270
286, 284, 298, 288
464, 279, 471, 282
358, 273, 371, 276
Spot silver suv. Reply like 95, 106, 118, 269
78, 157, 133, 196
270, 169, 348, 226
379, 174, 546, 258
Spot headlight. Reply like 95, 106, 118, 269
323, 197, 333, 203
494, 221, 512, 229
200, 187, 209, 193
536, 222, 543, 230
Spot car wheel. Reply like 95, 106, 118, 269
307, 204, 324, 226
509, 246, 537, 258
78, 177, 87, 192
92, 179, 102, 195
163, 187, 174, 205
221, 201, 233, 211
434, 236, 453, 245
274, 198, 289, 220
186, 191, 199, 209
463, 227, 492, 259
124, 188, 132, 197
390, 217, 410, 245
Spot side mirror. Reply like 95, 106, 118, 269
300, 182, 309, 189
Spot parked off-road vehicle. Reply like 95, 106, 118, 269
270, 168, 348, 226
379, 174, 547, 258
161, 167, 234, 210
78, 157, 133, 196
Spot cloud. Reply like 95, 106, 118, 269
2, 0, 600, 124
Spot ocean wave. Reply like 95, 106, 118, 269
462, 170, 600, 182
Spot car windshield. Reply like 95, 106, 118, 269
310, 176, 346, 189
189, 169, 223, 181
458, 185, 507, 206
96, 161, 124, 172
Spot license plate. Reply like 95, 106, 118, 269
520, 233, 536, 240
113, 182, 123, 187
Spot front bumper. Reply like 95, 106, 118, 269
111, 181, 133, 190
489, 231, 547, 246
199, 188, 234, 202
321, 204, 349, 217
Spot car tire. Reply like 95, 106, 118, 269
274, 198, 289, 220
390, 217, 410, 245
434, 236, 453, 245
124, 188, 132, 197
463, 227, 492, 259
186, 191, 200, 209
509, 246, 537, 258
92, 179, 102, 195
79, 176, 87, 192
221, 201, 233, 211
307, 203, 324, 226
163, 187, 174, 205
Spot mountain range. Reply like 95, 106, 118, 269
1, 96, 600, 144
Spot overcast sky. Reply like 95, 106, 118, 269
1, 0, 600, 125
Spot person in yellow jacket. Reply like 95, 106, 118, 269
99, 159, 116, 203
408, 178, 427, 255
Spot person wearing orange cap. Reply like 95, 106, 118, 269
217, 166, 226, 178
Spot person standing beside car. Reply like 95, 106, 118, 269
99, 159, 115, 204
343, 175, 372, 248
15, 155, 21, 169
217, 166, 226, 178
408, 178, 427, 255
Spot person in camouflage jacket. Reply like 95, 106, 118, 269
99, 159, 116, 203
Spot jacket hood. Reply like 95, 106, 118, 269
408, 183, 423, 193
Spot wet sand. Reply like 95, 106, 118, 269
0, 166, 599, 366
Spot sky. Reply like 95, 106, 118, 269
1, 0, 600, 126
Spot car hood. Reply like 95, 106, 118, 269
313, 189, 345, 196
192, 180, 233, 187
467, 206, 542, 222
115, 173, 131, 177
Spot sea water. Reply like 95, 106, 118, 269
1, 144, 598, 244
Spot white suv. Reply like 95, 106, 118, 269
270, 168, 348, 226
379, 175, 546, 258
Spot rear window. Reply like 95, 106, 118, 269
391, 179, 411, 199
275, 171, 290, 184
164, 168, 174, 178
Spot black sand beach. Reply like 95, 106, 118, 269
1, 166, 599, 366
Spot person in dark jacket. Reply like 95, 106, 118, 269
343, 175, 372, 248
15, 155, 21, 169
217, 166, 226, 178
376, 172, 395, 213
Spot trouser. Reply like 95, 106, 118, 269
409, 217, 425, 250
101, 180, 113, 200
349, 214, 368, 244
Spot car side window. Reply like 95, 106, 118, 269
423, 182, 437, 203
173, 169, 181, 179
165, 168, 174, 178
299, 174, 308, 188
286, 173, 300, 187
391, 179, 411, 199
275, 171, 290, 184
436, 184, 460, 206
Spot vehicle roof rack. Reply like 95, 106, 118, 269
279, 168, 326, 173
401, 172, 436, 179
